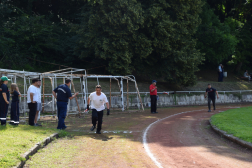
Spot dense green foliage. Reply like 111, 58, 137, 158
76, 0, 204, 85
205, 0, 252, 71
211, 106, 252, 143
196, 3, 238, 64
0, 0, 251, 85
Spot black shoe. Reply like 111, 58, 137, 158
96, 131, 101, 134
90, 126, 96, 131
155, 112, 158, 113
208, 110, 211, 112
151, 112, 156, 114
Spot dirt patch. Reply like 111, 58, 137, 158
24, 104, 252, 167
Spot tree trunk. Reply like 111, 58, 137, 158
235, 62, 243, 72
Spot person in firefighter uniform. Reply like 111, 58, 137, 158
0, 76, 10, 126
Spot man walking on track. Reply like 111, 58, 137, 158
205, 84, 219, 112
27, 78, 40, 126
52, 79, 79, 130
87, 85, 110, 134
149, 80, 158, 114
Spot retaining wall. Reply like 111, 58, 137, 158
9, 93, 252, 113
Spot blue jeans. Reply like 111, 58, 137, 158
57, 102, 68, 129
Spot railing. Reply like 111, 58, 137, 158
15, 90, 252, 116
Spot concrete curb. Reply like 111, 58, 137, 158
14, 133, 59, 168
209, 119, 252, 150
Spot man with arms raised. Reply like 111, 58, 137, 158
87, 85, 110, 134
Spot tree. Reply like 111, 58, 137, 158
0, 0, 85, 71
76, 0, 204, 86
196, 3, 238, 65
231, 0, 252, 71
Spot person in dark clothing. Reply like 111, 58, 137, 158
0, 76, 10, 126
27, 78, 40, 126
149, 80, 158, 114
10, 83, 21, 125
205, 84, 219, 112
52, 79, 79, 130
218, 64, 223, 82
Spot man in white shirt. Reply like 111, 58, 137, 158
27, 78, 40, 126
87, 85, 110, 134
34, 80, 42, 126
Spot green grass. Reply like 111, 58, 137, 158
0, 124, 59, 168
211, 106, 252, 143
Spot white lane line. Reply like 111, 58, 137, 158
142, 109, 205, 168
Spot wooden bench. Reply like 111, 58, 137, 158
240, 77, 250, 82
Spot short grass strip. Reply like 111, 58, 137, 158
211, 106, 252, 143
0, 124, 59, 168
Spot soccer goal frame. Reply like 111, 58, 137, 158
0, 68, 144, 116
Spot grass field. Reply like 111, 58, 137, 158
0, 124, 62, 168
211, 106, 252, 143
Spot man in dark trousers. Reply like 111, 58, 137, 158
0, 76, 10, 126
27, 78, 40, 126
52, 79, 79, 130
149, 80, 158, 114
205, 84, 219, 112
218, 64, 223, 82
87, 85, 110, 134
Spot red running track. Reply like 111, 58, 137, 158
146, 107, 252, 168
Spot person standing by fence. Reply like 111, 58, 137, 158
149, 80, 158, 114
0, 76, 10, 126
218, 64, 223, 82
52, 79, 79, 130
27, 78, 40, 126
10, 83, 21, 125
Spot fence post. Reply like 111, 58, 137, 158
23, 74, 26, 116
174, 91, 177, 105
110, 78, 112, 109
127, 78, 129, 110
120, 78, 124, 111
42, 77, 45, 112
224, 91, 225, 103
